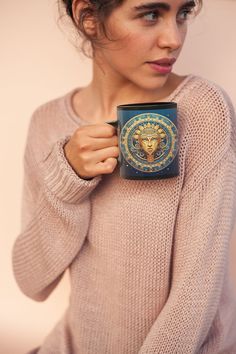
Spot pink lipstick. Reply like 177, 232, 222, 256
147, 57, 176, 74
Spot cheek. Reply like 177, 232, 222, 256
140, 139, 145, 146
180, 27, 188, 43
127, 28, 160, 55
101, 31, 149, 71
142, 141, 148, 148
108, 21, 151, 55
116, 32, 149, 57
152, 140, 157, 147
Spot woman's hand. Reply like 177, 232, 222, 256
64, 123, 119, 180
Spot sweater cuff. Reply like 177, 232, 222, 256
42, 136, 102, 204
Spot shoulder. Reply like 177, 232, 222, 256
25, 89, 78, 162
179, 75, 236, 178
180, 74, 235, 145
181, 74, 234, 118
28, 89, 76, 135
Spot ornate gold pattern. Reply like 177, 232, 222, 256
120, 113, 178, 173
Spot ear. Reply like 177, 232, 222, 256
72, 0, 97, 37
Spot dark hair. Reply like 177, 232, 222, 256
62, 0, 125, 25
59, 0, 202, 57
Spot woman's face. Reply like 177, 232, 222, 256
94, 0, 196, 90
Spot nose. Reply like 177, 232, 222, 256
157, 21, 183, 51
147, 139, 152, 147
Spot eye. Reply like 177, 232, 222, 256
177, 8, 195, 23
139, 10, 160, 23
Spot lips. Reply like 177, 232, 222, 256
147, 57, 176, 66
146, 57, 176, 74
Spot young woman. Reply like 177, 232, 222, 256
12, 0, 236, 353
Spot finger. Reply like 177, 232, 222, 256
92, 146, 119, 163
89, 135, 118, 151
95, 157, 118, 175
85, 123, 117, 138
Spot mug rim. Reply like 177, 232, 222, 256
117, 101, 177, 110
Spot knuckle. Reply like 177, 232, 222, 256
74, 127, 84, 138
106, 164, 114, 173
112, 146, 119, 155
80, 153, 89, 163
113, 136, 119, 145
82, 164, 91, 175
78, 140, 90, 152
106, 158, 117, 173
106, 126, 115, 136
80, 144, 89, 152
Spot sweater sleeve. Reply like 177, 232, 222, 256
12, 130, 102, 302
138, 85, 236, 353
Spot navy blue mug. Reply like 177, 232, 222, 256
107, 102, 179, 180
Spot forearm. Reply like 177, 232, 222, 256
12, 137, 102, 301
12, 185, 91, 301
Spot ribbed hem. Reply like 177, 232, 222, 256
42, 136, 102, 203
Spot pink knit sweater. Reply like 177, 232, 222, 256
12, 75, 236, 353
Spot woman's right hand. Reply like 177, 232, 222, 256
64, 123, 119, 180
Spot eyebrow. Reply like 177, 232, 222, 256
133, 1, 196, 12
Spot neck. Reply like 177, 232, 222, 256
73, 60, 181, 124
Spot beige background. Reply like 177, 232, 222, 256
1, 1, 236, 353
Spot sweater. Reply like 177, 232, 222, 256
12, 74, 236, 354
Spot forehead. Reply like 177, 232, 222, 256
124, 0, 195, 10
141, 131, 158, 137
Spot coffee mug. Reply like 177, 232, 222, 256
107, 102, 179, 180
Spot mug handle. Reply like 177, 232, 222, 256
106, 120, 118, 128
105, 120, 121, 164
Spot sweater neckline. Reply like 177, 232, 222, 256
64, 74, 195, 125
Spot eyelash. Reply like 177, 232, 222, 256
139, 8, 195, 25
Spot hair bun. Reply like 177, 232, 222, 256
65, 0, 73, 18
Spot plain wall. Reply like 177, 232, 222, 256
1, 1, 236, 353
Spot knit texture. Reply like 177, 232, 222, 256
12, 75, 236, 353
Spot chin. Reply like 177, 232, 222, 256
135, 75, 169, 92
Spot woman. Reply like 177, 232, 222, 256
12, 0, 236, 353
